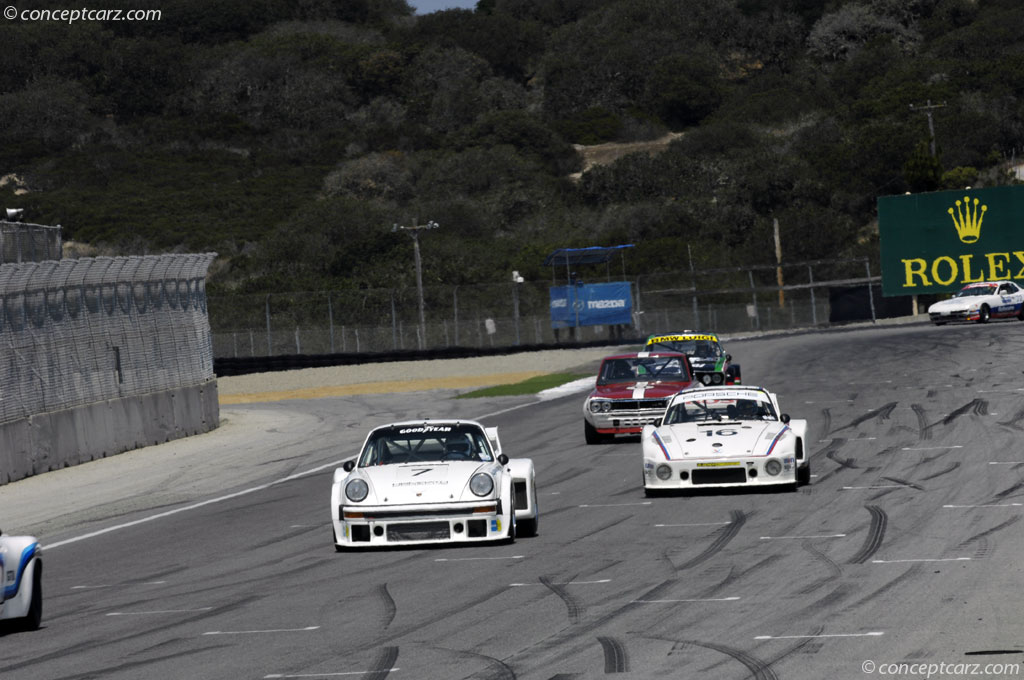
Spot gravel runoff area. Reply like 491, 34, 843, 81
217, 346, 631, 403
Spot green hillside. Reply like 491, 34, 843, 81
2, 0, 1021, 296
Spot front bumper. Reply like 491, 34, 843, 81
333, 501, 510, 547
586, 403, 667, 434
930, 309, 973, 323
643, 455, 798, 489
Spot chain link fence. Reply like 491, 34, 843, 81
209, 257, 884, 357
0, 220, 62, 264
0, 253, 217, 425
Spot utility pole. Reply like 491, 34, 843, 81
909, 99, 946, 157
392, 219, 439, 349
907, 100, 946, 318
773, 217, 784, 308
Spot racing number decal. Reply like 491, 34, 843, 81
703, 429, 738, 437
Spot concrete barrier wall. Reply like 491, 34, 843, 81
0, 379, 219, 485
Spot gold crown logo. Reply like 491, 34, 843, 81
948, 195, 986, 243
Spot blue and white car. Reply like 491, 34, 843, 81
1, 529, 42, 630
642, 386, 809, 494
928, 280, 1024, 324
331, 420, 538, 549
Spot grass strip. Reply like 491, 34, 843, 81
456, 373, 590, 399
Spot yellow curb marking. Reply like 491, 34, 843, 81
219, 371, 547, 404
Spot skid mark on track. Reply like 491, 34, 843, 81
921, 462, 960, 481
847, 565, 920, 609
361, 646, 399, 680
597, 636, 629, 673
820, 408, 832, 437
826, 448, 858, 470
681, 640, 778, 680
942, 399, 989, 424
377, 584, 397, 629
911, 404, 930, 440
997, 408, 1024, 430
958, 517, 1020, 550
674, 510, 746, 570
541, 575, 584, 624
993, 481, 1024, 500
542, 467, 592, 488
881, 476, 925, 491
831, 402, 898, 434
848, 505, 887, 564
799, 540, 842, 594
450, 648, 517, 680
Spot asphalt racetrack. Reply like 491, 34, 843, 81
4, 320, 1024, 679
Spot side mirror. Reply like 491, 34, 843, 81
780, 413, 791, 423
653, 418, 662, 427
343, 460, 356, 472
498, 454, 509, 466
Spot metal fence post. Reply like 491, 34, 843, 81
391, 293, 397, 350
453, 286, 459, 346
808, 265, 817, 325
328, 291, 335, 353
748, 270, 759, 330
865, 260, 877, 323
265, 294, 272, 356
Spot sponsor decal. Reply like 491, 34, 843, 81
588, 299, 626, 309
551, 298, 568, 309
392, 480, 448, 487
696, 462, 740, 467
647, 334, 718, 344
399, 426, 452, 434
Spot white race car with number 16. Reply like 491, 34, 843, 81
642, 386, 809, 494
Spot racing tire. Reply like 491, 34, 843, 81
1018, 306, 1024, 321
977, 304, 991, 323
333, 527, 344, 552
20, 562, 42, 631
584, 421, 607, 445
506, 512, 517, 544
517, 482, 539, 537
933, 321, 946, 326
796, 464, 811, 486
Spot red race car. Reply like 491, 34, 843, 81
582, 352, 694, 444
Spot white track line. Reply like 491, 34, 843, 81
901, 446, 963, 451
841, 485, 910, 490
655, 522, 731, 527
44, 458, 355, 550
435, 556, 524, 562
266, 671, 400, 679
633, 597, 740, 603
871, 557, 971, 564
107, 608, 213, 616
944, 503, 1023, 508
759, 534, 846, 540
755, 632, 883, 640
510, 579, 611, 587
579, 502, 652, 508
204, 626, 320, 635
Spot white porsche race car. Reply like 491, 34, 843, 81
331, 420, 538, 549
928, 280, 1024, 324
642, 386, 809, 494
0, 529, 42, 631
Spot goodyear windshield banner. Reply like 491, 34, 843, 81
878, 185, 1024, 296
550, 282, 632, 328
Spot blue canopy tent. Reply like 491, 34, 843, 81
543, 245, 635, 331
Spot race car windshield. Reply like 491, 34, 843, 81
664, 398, 777, 424
648, 339, 722, 358
359, 424, 494, 466
954, 285, 996, 297
597, 356, 689, 385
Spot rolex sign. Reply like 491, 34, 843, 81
878, 185, 1024, 296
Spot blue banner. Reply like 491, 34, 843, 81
550, 282, 632, 328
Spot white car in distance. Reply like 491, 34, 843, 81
928, 280, 1024, 324
331, 420, 538, 549
642, 386, 809, 494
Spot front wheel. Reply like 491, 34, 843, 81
796, 464, 811, 486
20, 562, 42, 631
584, 420, 606, 445
977, 304, 990, 323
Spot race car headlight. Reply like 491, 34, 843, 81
345, 479, 369, 502
589, 400, 602, 413
656, 464, 673, 480
711, 373, 724, 384
700, 374, 712, 385
602, 401, 612, 412
470, 473, 494, 497
765, 459, 782, 476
